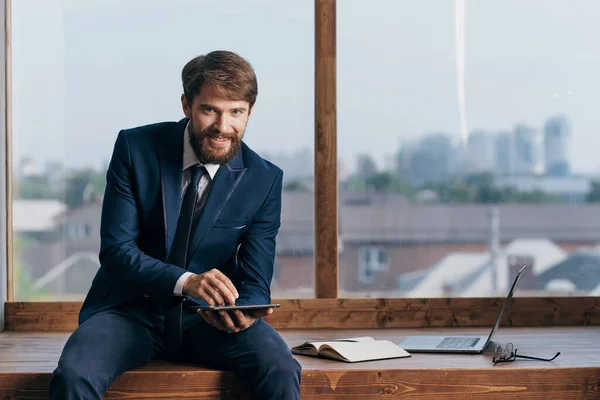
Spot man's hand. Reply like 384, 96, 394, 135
197, 308, 274, 334
182, 268, 239, 306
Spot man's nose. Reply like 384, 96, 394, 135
214, 114, 230, 133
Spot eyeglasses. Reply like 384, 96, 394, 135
492, 343, 561, 365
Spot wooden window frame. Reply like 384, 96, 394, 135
3, 0, 600, 330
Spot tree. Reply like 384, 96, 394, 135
283, 180, 308, 192
365, 172, 413, 195
16, 175, 58, 200
587, 181, 600, 203
464, 172, 495, 189
342, 176, 367, 192
476, 185, 505, 203
430, 177, 477, 203
65, 169, 106, 208
518, 189, 559, 203
426, 172, 560, 204
340, 171, 415, 200
356, 154, 378, 180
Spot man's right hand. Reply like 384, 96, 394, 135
182, 269, 239, 306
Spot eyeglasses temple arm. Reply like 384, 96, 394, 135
515, 351, 561, 362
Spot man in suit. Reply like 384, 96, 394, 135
49, 50, 302, 399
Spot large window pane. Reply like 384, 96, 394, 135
1, 0, 6, 324
338, 0, 600, 297
11, 0, 314, 300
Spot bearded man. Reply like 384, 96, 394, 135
49, 50, 301, 400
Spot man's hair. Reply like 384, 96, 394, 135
182, 50, 258, 107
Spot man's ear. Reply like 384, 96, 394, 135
247, 104, 254, 118
181, 94, 192, 119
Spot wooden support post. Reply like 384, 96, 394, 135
314, 0, 338, 298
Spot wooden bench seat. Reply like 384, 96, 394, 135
1, 327, 599, 399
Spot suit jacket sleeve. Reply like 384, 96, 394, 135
234, 169, 283, 305
99, 130, 186, 299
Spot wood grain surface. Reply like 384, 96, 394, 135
5, 297, 600, 331
1, 327, 599, 399
314, 0, 338, 299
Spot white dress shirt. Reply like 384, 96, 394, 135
173, 122, 220, 296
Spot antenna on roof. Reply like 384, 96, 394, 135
488, 207, 500, 293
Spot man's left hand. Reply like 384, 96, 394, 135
197, 307, 274, 334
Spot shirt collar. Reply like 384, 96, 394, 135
183, 121, 220, 179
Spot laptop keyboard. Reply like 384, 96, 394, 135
436, 337, 480, 349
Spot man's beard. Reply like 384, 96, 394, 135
188, 121, 243, 165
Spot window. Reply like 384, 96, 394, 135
6, 0, 600, 312
11, 0, 315, 300
338, 0, 600, 297
358, 246, 389, 284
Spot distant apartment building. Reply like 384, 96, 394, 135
511, 123, 543, 175
466, 130, 497, 174
544, 116, 571, 177
495, 132, 512, 176
397, 115, 572, 184
396, 133, 455, 185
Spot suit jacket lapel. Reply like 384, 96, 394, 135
188, 150, 247, 259
158, 119, 186, 257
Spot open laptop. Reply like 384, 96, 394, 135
398, 265, 527, 354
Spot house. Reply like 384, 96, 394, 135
16, 191, 600, 299
270, 191, 315, 297
536, 249, 600, 294
398, 239, 569, 298
17, 201, 102, 299
13, 199, 67, 241
338, 198, 600, 295
458, 239, 568, 297
274, 193, 600, 296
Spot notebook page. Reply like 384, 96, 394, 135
309, 336, 375, 349
324, 340, 410, 362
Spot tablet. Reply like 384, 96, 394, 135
195, 304, 280, 312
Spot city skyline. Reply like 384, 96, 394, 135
11, 112, 579, 179
10, 0, 600, 174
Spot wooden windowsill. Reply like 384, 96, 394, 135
4, 297, 600, 331
1, 326, 599, 399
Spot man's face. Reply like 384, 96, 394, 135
181, 83, 252, 165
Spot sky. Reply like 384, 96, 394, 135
10, 0, 600, 174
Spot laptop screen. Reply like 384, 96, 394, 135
485, 265, 527, 344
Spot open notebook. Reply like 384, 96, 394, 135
291, 336, 411, 363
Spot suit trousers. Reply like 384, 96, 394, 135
48, 303, 302, 400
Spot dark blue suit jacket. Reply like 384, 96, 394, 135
80, 118, 283, 324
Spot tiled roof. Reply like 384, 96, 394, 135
341, 203, 600, 243
536, 250, 600, 291
277, 192, 600, 253
13, 199, 67, 232
399, 239, 570, 297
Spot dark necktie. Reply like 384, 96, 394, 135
163, 165, 206, 353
